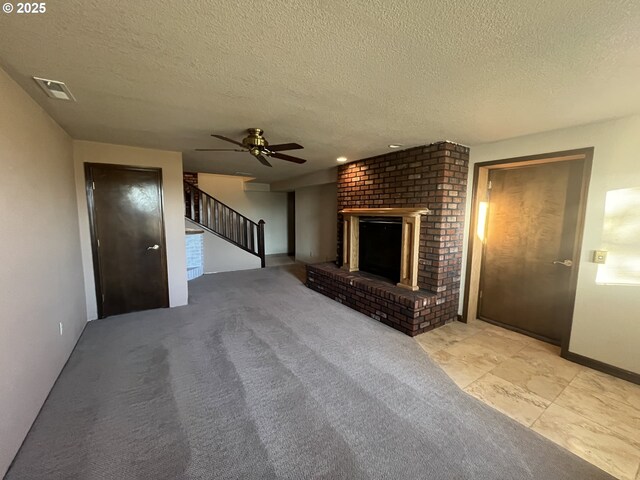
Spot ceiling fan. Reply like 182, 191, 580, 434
196, 128, 307, 167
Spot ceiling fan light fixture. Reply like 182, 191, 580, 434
208, 129, 307, 166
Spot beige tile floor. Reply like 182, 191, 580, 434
416, 320, 640, 480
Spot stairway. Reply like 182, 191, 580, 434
184, 181, 266, 268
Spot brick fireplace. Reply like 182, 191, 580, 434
306, 141, 469, 336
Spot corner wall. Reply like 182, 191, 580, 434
271, 168, 338, 265
464, 115, 640, 374
295, 183, 338, 264
73, 141, 188, 319
0, 68, 86, 476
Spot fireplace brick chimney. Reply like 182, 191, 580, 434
307, 141, 469, 336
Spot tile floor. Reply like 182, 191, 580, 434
416, 320, 640, 480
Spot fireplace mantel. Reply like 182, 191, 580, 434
340, 207, 431, 291
340, 207, 430, 217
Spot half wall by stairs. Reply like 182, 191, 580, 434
184, 181, 266, 268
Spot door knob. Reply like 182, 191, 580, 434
553, 259, 573, 267
147, 244, 160, 250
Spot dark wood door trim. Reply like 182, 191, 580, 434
461, 148, 594, 357
85, 163, 170, 318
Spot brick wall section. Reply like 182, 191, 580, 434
316, 141, 469, 336
183, 172, 198, 186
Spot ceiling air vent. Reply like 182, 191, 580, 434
33, 77, 76, 101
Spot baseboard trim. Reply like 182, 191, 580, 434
564, 351, 639, 385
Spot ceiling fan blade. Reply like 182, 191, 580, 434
269, 152, 307, 164
256, 155, 273, 167
211, 134, 246, 148
195, 148, 246, 152
267, 142, 304, 152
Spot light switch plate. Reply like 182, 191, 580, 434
593, 250, 608, 264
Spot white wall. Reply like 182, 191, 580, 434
195, 174, 288, 271
463, 115, 640, 373
74, 141, 188, 319
295, 183, 338, 264
0, 68, 86, 476
271, 166, 338, 192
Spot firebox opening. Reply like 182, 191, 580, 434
358, 216, 402, 283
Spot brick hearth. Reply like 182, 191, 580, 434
306, 141, 469, 336
307, 263, 437, 336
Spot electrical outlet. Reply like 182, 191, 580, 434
59, 322, 63, 336
593, 250, 608, 264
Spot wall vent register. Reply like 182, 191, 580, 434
33, 77, 76, 101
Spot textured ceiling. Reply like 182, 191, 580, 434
1, 0, 639, 182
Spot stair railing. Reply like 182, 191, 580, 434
184, 181, 266, 268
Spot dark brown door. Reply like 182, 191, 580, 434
478, 160, 585, 344
86, 164, 169, 318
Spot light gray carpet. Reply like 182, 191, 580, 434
6, 265, 613, 479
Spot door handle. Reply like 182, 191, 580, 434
147, 244, 160, 250
553, 259, 573, 267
